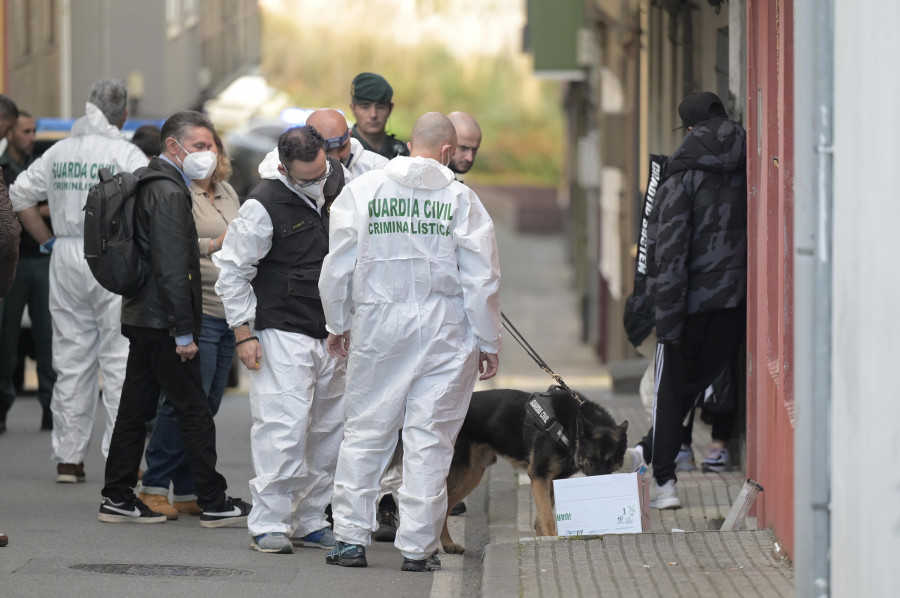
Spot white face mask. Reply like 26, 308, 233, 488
300, 178, 327, 202
175, 140, 217, 180
283, 160, 330, 203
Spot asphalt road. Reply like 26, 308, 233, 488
0, 208, 599, 598
0, 393, 483, 598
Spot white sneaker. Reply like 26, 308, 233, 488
626, 447, 647, 473
650, 480, 681, 509
674, 446, 697, 471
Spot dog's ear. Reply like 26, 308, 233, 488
619, 420, 629, 433
576, 410, 596, 436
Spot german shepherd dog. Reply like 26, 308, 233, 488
441, 386, 629, 554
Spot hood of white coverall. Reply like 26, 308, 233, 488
71, 102, 129, 139
383, 155, 455, 190
257, 147, 325, 211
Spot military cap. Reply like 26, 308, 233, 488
351, 72, 393, 104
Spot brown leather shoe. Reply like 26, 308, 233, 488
139, 493, 179, 520
173, 500, 203, 516
0, 532, 8, 547
57, 462, 86, 483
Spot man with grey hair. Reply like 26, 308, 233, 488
10, 79, 149, 483
98, 110, 251, 526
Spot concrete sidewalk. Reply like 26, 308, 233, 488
478, 393, 795, 597
475, 191, 795, 597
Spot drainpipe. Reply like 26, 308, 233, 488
793, 1, 832, 597
59, 0, 72, 118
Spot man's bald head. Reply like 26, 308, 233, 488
306, 109, 352, 164
408, 112, 457, 164
447, 111, 482, 175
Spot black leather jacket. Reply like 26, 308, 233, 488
121, 157, 202, 338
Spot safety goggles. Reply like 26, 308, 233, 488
283, 159, 332, 188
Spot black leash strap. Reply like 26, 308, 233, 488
501, 311, 585, 406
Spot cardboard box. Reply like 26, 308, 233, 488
553, 470, 650, 536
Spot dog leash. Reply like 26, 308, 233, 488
501, 312, 585, 406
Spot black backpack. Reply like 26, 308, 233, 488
83, 167, 171, 298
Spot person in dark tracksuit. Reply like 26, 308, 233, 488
636, 92, 747, 509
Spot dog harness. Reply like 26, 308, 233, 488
524, 391, 571, 452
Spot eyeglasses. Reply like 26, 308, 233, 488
284, 160, 332, 188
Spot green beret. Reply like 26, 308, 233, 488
351, 72, 393, 104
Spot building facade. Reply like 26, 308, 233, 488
0, 0, 260, 118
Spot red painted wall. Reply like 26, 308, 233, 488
746, 0, 796, 555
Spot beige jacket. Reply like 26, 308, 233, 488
191, 180, 240, 319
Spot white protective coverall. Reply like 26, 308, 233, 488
214, 150, 346, 538
345, 137, 388, 181
319, 155, 502, 560
9, 103, 149, 464
342, 138, 402, 504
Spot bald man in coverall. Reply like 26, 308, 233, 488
320, 112, 501, 572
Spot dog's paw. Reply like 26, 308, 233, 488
442, 541, 466, 554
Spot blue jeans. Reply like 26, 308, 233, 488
142, 314, 235, 499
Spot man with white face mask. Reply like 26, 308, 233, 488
214, 125, 347, 554
10, 79, 148, 483
320, 112, 501, 572
98, 110, 252, 526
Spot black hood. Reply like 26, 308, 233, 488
666, 118, 746, 176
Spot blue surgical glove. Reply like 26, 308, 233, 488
39, 236, 56, 254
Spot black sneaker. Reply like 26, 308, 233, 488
401, 553, 442, 572
200, 496, 251, 528
325, 541, 367, 567
373, 495, 398, 542
450, 501, 467, 516
98, 496, 167, 524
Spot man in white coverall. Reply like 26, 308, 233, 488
307, 107, 405, 541
320, 112, 501, 572
214, 125, 347, 555
10, 79, 149, 483
305, 109, 388, 181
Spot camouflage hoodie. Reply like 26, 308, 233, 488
647, 117, 747, 343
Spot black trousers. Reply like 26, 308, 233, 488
644, 307, 744, 485
102, 325, 227, 509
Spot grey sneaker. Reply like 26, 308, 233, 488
290, 527, 335, 549
325, 541, 367, 567
401, 553, 442, 572
250, 532, 293, 554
